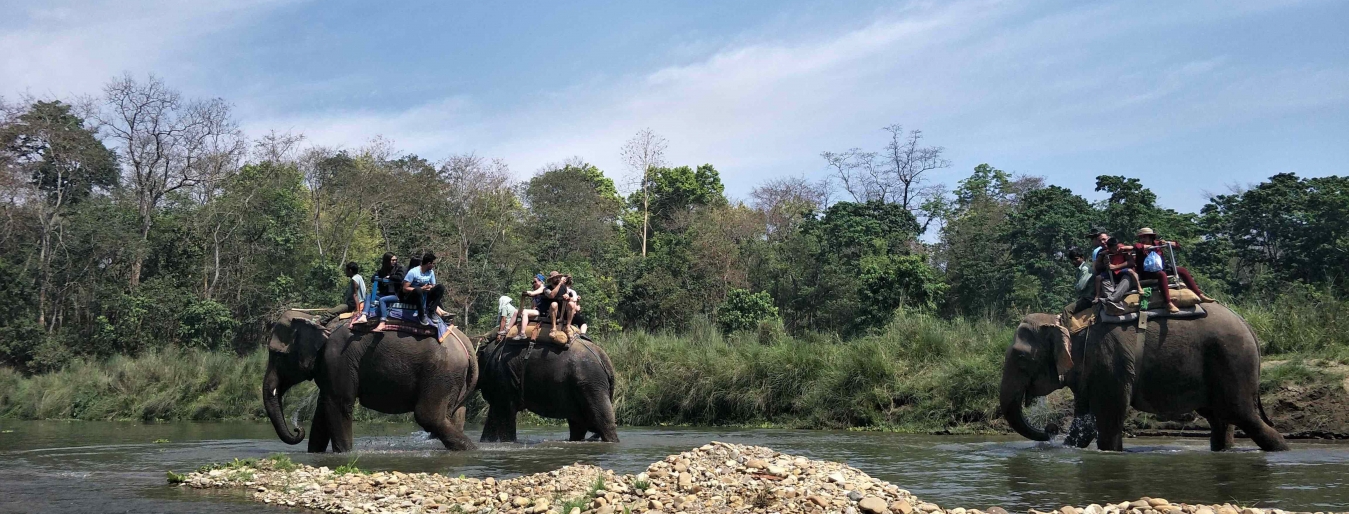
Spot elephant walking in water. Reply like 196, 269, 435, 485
263, 310, 479, 452
1000, 304, 1288, 451
476, 337, 619, 443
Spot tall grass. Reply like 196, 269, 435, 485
1, 299, 1343, 432
1233, 293, 1349, 361
606, 311, 1011, 432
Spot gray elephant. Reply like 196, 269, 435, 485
476, 336, 619, 443
1000, 303, 1288, 451
264, 310, 479, 452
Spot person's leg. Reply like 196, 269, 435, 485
517, 309, 538, 338
1175, 266, 1215, 301
1107, 273, 1135, 303
425, 285, 445, 323
377, 295, 397, 321
548, 301, 559, 332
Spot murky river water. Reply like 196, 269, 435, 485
0, 421, 1346, 513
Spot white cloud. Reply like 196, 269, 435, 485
10, 0, 1340, 207
0, 0, 295, 99
254, 0, 1343, 199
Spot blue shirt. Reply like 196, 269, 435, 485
404, 266, 436, 289
1091, 246, 1102, 262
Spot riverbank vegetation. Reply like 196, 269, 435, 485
1, 75, 1347, 431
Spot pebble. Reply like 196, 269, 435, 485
169, 444, 1326, 514
858, 496, 888, 514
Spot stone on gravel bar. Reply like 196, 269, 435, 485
170, 443, 1329, 514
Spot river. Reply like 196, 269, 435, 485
0, 421, 1345, 513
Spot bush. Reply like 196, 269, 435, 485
716, 289, 779, 334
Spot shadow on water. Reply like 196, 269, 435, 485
1, 420, 1347, 513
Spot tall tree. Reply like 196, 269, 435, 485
822, 124, 950, 234
524, 160, 624, 262
620, 128, 667, 258
98, 74, 240, 287
0, 100, 117, 328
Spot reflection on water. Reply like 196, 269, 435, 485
0, 420, 1346, 513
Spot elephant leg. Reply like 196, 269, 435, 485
308, 397, 332, 453
1065, 394, 1096, 449
480, 403, 518, 443
1229, 406, 1290, 451
450, 405, 467, 433
582, 387, 620, 443
567, 418, 588, 442
415, 394, 475, 451
1208, 416, 1234, 451
326, 396, 356, 453
1090, 384, 1130, 452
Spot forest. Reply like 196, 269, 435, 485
1, 75, 1347, 429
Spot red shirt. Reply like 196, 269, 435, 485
1133, 241, 1181, 269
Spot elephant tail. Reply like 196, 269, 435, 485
1257, 391, 1275, 427
1240, 314, 1278, 429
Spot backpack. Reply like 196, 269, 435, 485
1143, 250, 1164, 272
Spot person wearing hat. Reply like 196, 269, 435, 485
1133, 228, 1215, 312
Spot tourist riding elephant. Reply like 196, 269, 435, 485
999, 303, 1288, 452
476, 336, 619, 443
263, 310, 478, 452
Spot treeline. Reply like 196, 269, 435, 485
2, 75, 1347, 374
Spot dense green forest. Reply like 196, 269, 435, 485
2, 74, 1348, 380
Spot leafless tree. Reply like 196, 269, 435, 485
822, 124, 951, 234
251, 130, 305, 164
97, 73, 241, 287
750, 176, 828, 238
822, 148, 885, 203
436, 154, 518, 322
881, 125, 950, 212
620, 128, 667, 258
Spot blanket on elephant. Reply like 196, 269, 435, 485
502, 322, 579, 347
1104, 286, 1202, 317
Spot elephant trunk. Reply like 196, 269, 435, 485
263, 357, 305, 445
1000, 357, 1050, 442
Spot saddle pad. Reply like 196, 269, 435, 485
1119, 286, 1202, 313
502, 322, 576, 347
1097, 303, 1206, 324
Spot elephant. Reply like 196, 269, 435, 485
999, 303, 1288, 452
475, 336, 619, 443
263, 310, 479, 452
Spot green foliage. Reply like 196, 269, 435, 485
334, 456, 367, 476
263, 454, 298, 472
166, 471, 186, 484
717, 289, 779, 334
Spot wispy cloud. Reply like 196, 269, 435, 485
4, 0, 1344, 209
0, 0, 296, 99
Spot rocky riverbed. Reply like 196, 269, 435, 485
173, 442, 1337, 514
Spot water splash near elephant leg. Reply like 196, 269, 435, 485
290, 389, 320, 429
1064, 414, 1097, 447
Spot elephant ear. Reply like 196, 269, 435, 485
1040, 322, 1074, 379
268, 319, 294, 354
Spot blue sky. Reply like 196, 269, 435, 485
3, 0, 1346, 213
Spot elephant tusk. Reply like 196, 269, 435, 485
272, 388, 277, 397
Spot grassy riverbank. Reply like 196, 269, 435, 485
1, 303, 1346, 435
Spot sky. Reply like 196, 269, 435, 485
3, 0, 1347, 213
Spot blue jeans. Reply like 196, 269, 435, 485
377, 295, 399, 319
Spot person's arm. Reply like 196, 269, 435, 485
1074, 265, 1092, 292
524, 285, 545, 296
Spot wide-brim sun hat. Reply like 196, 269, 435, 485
1137, 227, 1156, 237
